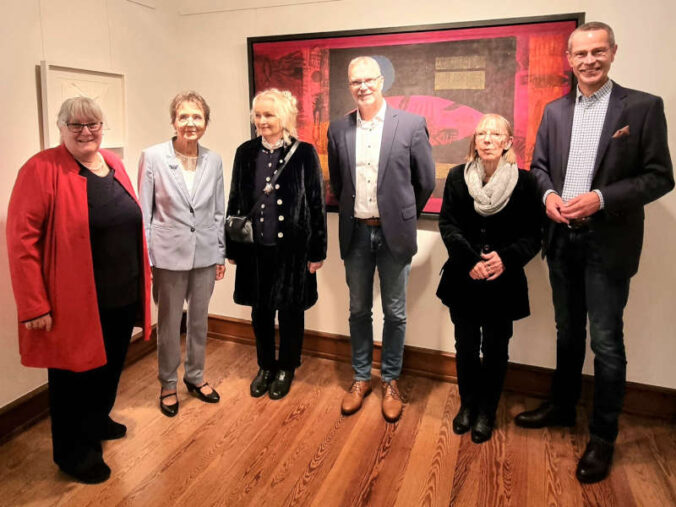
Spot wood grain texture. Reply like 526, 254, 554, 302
1, 338, 675, 506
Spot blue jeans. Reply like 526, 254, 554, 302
344, 222, 411, 383
547, 225, 630, 442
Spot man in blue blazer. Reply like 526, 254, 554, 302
515, 22, 674, 483
328, 56, 435, 422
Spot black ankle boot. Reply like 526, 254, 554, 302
250, 369, 275, 398
453, 405, 472, 435
471, 412, 494, 444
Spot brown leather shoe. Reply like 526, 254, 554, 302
341, 380, 372, 415
381, 380, 403, 422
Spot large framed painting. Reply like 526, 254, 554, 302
248, 13, 583, 214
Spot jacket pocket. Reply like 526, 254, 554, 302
401, 204, 417, 220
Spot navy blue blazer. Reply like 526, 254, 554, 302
327, 106, 436, 263
531, 82, 674, 277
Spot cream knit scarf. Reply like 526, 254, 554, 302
464, 158, 519, 217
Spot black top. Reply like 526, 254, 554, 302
79, 165, 142, 308
253, 146, 283, 246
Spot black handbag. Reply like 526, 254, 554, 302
225, 140, 299, 244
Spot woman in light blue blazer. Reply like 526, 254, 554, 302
138, 91, 225, 417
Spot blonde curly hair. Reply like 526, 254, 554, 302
250, 88, 298, 144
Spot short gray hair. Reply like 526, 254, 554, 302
170, 91, 211, 125
250, 88, 298, 144
347, 56, 381, 77
568, 21, 616, 51
56, 96, 103, 126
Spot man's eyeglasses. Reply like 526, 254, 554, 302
475, 131, 506, 141
349, 76, 382, 89
66, 122, 103, 133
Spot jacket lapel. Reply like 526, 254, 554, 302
166, 144, 192, 206
378, 106, 397, 188
560, 92, 576, 180
345, 112, 357, 189
593, 82, 626, 178
190, 145, 208, 200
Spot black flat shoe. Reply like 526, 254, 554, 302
452, 406, 472, 435
100, 416, 127, 440
514, 401, 576, 428
58, 458, 111, 484
184, 380, 220, 403
269, 369, 294, 400
576, 438, 614, 484
250, 369, 275, 398
159, 391, 179, 417
471, 412, 494, 444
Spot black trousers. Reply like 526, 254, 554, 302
452, 313, 513, 418
251, 245, 305, 371
48, 302, 136, 468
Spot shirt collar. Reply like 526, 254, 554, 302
576, 79, 613, 102
357, 101, 387, 127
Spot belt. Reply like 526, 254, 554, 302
355, 217, 381, 227
567, 217, 591, 230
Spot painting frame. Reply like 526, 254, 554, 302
247, 13, 584, 214
40, 61, 126, 150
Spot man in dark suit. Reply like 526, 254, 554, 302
328, 56, 435, 422
515, 22, 674, 483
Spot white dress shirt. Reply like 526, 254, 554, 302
354, 102, 387, 218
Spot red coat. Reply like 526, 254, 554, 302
6, 144, 152, 372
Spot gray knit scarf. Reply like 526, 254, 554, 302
464, 158, 519, 217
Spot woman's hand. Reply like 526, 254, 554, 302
481, 251, 504, 280
307, 261, 324, 274
469, 261, 490, 280
215, 264, 226, 280
25, 313, 53, 332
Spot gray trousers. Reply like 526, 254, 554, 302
154, 266, 216, 390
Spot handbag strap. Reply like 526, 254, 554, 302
244, 140, 300, 219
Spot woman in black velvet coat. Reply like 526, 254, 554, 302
437, 114, 541, 443
226, 89, 327, 400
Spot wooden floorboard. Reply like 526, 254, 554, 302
0, 338, 674, 506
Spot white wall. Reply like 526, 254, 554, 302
1, 0, 674, 410
179, 0, 676, 389
0, 0, 180, 408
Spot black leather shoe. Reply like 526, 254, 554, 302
58, 458, 111, 484
250, 369, 275, 398
159, 391, 179, 417
100, 417, 126, 440
471, 412, 494, 444
576, 438, 614, 483
453, 406, 472, 435
184, 380, 220, 403
514, 402, 576, 428
269, 369, 294, 400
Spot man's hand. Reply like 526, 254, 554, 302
560, 191, 600, 220
308, 261, 324, 274
545, 193, 569, 224
25, 313, 52, 332
215, 264, 226, 280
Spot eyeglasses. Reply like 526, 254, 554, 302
349, 76, 382, 88
570, 48, 610, 62
176, 116, 204, 126
475, 131, 506, 141
66, 122, 103, 133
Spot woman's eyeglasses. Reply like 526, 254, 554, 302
66, 122, 103, 133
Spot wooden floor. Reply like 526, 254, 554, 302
1, 338, 675, 506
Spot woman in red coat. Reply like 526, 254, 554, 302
6, 97, 151, 484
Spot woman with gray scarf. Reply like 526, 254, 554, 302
436, 114, 541, 443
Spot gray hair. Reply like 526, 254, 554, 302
568, 21, 616, 51
56, 96, 103, 126
466, 113, 517, 165
170, 91, 211, 125
250, 88, 298, 144
347, 56, 382, 77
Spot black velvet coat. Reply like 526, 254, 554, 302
436, 164, 541, 322
226, 137, 327, 311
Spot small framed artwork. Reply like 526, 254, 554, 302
40, 61, 126, 149
248, 13, 583, 214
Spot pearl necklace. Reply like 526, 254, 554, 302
80, 152, 107, 173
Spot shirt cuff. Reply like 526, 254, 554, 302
593, 189, 605, 209
543, 189, 558, 206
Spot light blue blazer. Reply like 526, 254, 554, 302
138, 140, 225, 270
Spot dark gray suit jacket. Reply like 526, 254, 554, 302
531, 82, 674, 277
327, 106, 436, 263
